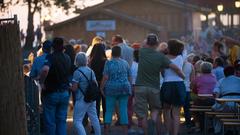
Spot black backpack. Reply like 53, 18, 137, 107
78, 69, 99, 103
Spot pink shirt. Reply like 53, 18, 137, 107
193, 73, 217, 94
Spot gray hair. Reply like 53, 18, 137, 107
200, 62, 213, 74
194, 60, 203, 73
75, 52, 88, 67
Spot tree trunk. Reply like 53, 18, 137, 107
0, 19, 27, 135
24, 10, 35, 51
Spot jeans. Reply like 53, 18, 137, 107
183, 92, 191, 125
42, 90, 70, 135
73, 98, 101, 135
105, 95, 129, 125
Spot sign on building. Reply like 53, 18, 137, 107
96, 32, 106, 38
86, 20, 116, 31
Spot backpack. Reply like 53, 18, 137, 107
77, 69, 99, 103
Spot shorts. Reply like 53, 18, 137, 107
160, 81, 186, 106
134, 86, 161, 118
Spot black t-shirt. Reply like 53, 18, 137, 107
44, 52, 71, 92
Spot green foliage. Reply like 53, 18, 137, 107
2, 0, 77, 13
1, 0, 78, 50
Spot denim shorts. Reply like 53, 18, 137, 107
160, 81, 186, 106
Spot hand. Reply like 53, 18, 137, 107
40, 83, 45, 90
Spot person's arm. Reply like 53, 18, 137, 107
100, 75, 108, 97
71, 82, 78, 91
70, 70, 81, 91
100, 61, 109, 96
169, 63, 185, 79
39, 65, 49, 89
223, 36, 240, 46
213, 80, 221, 98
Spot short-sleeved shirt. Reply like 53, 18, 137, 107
192, 73, 217, 94
163, 55, 184, 82
214, 75, 240, 96
30, 53, 48, 78
103, 58, 131, 96
72, 66, 96, 100
212, 66, 225, 81
136, 48, 171, 89
118, 43, 134, 66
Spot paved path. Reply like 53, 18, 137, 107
67, 120, 208, 135
66, 106, 210, 135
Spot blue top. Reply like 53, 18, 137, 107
72, 66, 96, 100
214, 75, 240, 96
30, 53, 48, 78
213, 75, 240, 112
212, 66, 225, 81
103, 58, 131, 96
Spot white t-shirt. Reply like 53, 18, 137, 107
163, 55, 184, 82
183, 61, 193, 92
130, 61, 138, 85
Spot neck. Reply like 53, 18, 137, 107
145, 44, 157, 49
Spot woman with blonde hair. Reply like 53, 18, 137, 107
86, 36, 104, 56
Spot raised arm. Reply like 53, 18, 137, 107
223, 36, 240, 46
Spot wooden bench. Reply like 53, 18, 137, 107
214, 98, 240, 135
220, 119, 240, 122
190, 108, 212, 112
215, 114, 239, 118
222, 121, 240, 135
198, 94, 213, 97
191, 105, 212, 108
204, 112, 237, 135
189, 105, 212, 135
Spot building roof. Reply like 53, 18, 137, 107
45, 0, 211, 31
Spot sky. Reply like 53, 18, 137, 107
0, 0, 104, 33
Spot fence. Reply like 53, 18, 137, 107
24, 76, 40, 135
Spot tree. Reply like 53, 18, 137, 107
3, 0, 76, 51
0, 17, 27, 135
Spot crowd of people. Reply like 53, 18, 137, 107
23, 33, 240, 135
